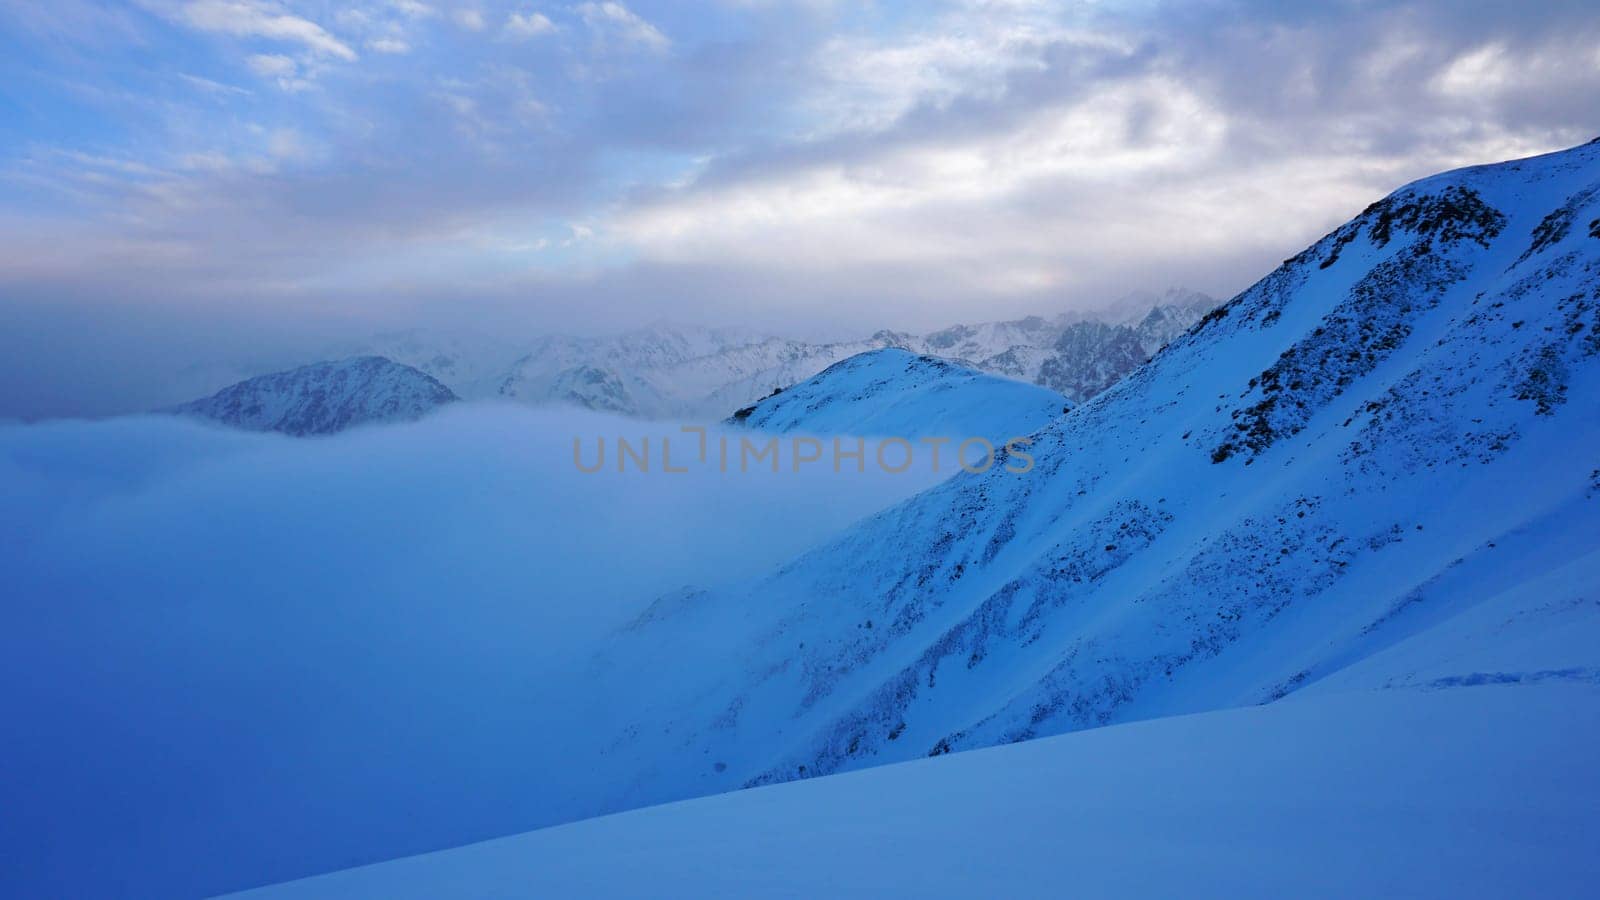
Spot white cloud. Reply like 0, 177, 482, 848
178, 72, 252, 95
1429, 39, 1600, 103
367, 35, 411, 53
176, 0, 357, 61
577, 1, 668, 52
504, 10, 556, 39
13, 0, 1600, 343
1431, 43, 1513, 97
265, 126, 311, 161
453, 7, 486, 30
245, 51, 296, 77
389, 0, 433, 17
614, 74, 1230, 282
804, 6, 1125, 136
243, 51, 312, 90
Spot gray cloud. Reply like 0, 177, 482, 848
1, 0, 1597, 417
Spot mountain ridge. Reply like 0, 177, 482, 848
726, 348, 1069, 441
337, 291, 1218, 419
580, 136, 1600, 810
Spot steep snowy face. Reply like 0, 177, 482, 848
170, 357, 458, 436
727, 349, 1068, 441
901, 293, 1218, 396
593, 139, 1600, 809
1035, 321, 1150, 400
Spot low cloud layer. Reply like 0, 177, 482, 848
2, 1, 1598, 416
0, 404, 960, 896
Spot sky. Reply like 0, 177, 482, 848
1, 0, 1598, 417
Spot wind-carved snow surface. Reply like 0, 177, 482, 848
169, 356, 458, 436
727, 348, 1069, 441
579, 138, 1600, 812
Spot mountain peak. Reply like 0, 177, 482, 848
169, 356, 457, 436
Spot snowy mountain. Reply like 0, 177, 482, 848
495, 331, 896, 419
1022, 290, 1218, 401
12, 141, 1600, 900
1083, 285, 1217, 328
913, 315, 1065, 381
728, 348, 1069, 440
169, 356, 458, 436
1034, 320, 1149, 400
492, 293, 1215, 418
326, 293, 1215, 420
332, 330, 523, 400
496, 364, 649, 415
571, 138, 1600, 814
1130, 288, 1217, 353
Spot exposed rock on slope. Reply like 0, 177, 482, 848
1035, 321, 1149, 400
590, 138, 1600, 810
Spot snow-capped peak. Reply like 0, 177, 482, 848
727, 348, 1069, 440
169, 356, 458, 436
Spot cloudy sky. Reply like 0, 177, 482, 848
1, 0, 1598, 415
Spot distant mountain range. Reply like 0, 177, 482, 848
345, 288, 1217, 419
170, 289, 1216, 431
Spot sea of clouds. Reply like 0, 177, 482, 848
0, 404, 952, 898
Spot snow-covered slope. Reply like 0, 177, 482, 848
170, 356, 458, 436
728, 348, 1068, 441
577, 138, 1600, 812
239, 445, 1600, 897
236, 676, 1600, 898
